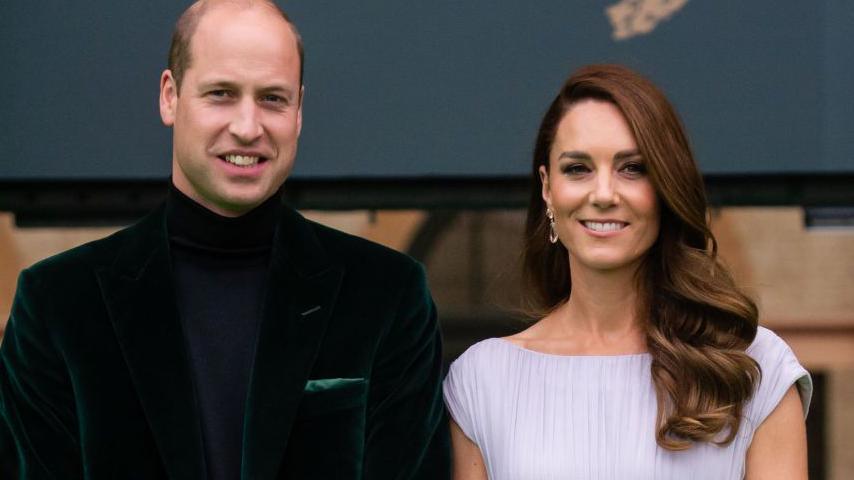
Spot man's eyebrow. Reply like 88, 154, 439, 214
258, 85, 297, 97
197, 80, 239, 91
557, 151, 592, 161
196, 81, 297, 97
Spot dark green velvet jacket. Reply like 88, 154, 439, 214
0, 204, 450, 479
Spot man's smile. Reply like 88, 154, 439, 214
219, 154, 267, 167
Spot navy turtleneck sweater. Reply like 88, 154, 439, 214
166, 185, 280, 480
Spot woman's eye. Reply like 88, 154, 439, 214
621, 162, 646, 175
562, 163, 590, 175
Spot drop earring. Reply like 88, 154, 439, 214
546, 208, 558, 244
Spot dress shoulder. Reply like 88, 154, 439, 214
745, 326, 812, 428
442, 339, 507, 444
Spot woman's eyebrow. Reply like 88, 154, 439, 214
614, 149, 641, 160
557, 151, 592, 161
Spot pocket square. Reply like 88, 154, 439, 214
299, 377, 368, 417
304, 377, 366, 393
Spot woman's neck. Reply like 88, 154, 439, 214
533, 261, 647, 354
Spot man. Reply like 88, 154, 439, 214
0, 1, 450, 478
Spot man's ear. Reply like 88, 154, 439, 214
539, 164, 552, 208
296, 85, 304, 136
159, 69, 178, 127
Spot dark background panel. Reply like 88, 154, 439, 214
0, 1, 180, 179
1, 1, 853, 180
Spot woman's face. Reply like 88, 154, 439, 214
540, 99, 660, 275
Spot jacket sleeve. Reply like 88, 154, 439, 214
0, 269, 83, 479
362, 261, 451, 479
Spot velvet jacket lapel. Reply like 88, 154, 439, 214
96, 203, 343, 479
96, 205, 206, 480
242, 206, 344, 479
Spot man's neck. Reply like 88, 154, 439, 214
166, 183, 281, 252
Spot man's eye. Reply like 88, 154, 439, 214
261, 94, 286, 104
208, 90, 232, 98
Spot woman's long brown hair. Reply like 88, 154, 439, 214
522, 64, 760, 450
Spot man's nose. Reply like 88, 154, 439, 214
590, 171, 618, 208
228, 100, 263, 143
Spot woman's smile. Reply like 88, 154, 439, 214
540, 99, 659, 273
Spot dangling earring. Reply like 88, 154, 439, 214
546, 208, 558, 244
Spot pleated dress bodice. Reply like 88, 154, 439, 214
443, 327, 811, 480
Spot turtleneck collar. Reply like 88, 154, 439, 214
166, 183, 281, 254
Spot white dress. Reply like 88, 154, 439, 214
443, 327, 812, 480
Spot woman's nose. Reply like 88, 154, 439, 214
590, 172, 618, 208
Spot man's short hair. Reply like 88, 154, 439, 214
167, 0, 304, 93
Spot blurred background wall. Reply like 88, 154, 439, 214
2, 0, 853, 477
2, 207, 852, 478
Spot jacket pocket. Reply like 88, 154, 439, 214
298, 377, 368, 418
281, 378, 368, 477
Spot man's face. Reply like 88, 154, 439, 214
159, 5, 303, 217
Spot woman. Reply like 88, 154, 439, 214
443, 64, 812, 479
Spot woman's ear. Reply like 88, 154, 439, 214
539, 164, 552, 209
